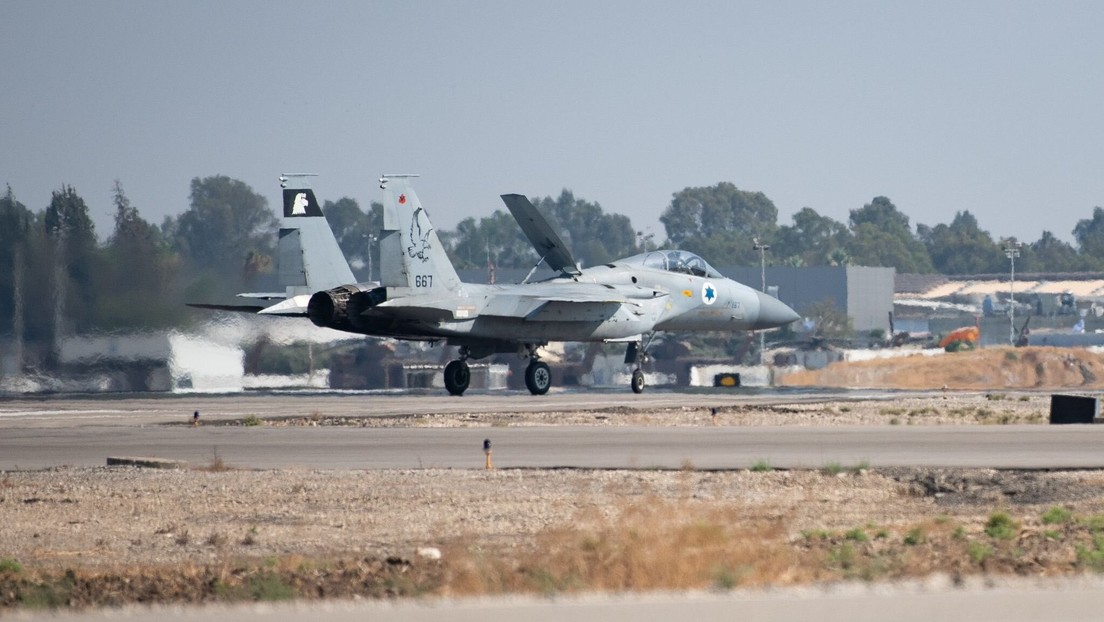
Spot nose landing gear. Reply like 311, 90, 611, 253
625, 332, 657, 394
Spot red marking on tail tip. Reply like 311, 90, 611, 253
399, 194, 407, 204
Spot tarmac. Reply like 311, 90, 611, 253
6, 389, 1104, 621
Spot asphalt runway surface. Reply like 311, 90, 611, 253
0, 389, 877, 426
18, 578, 1104, 622
7, 391, 1104, 621
2, 391, 1103, 471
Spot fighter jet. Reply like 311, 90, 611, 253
200, 174, 799, 395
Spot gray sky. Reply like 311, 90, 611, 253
4, 0, 1103, 249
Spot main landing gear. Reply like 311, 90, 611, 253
523, 344, 551, 395
444, 344, 552, 396
524, 359, 552, 395
444, 347, 472, 396
445, 338, 653, 396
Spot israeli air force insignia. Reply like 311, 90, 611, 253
701, 282, 717, 305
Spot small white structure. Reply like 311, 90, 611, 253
689, 364, 772, 387
59, 333, 244, 393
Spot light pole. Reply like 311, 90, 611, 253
753, 238, 770, 364
1002, 239, 1021, 346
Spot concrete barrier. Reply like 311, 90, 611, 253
1049, 394, 1100, 424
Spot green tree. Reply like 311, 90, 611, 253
921, 211, 1004, 274
846, 197, 933, 272
660, 182, 779, 264
1073, 206, 1104, 262
323, 197, 383, 280
442, 211, 536, 270
0, 186, 36, 344
44, 185, 101, 334
170, 175, 276, 293
532, 190, 637, 267
773, 207, 851, 267
95, 181, 186, 330
800, 298, 854, 339
1021, 230, 1094, 272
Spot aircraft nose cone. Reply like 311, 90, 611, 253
753, 291, 800, 330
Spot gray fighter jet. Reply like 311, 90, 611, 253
204, 174, 798, 395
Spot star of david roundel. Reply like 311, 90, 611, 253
701, 282, 717, 305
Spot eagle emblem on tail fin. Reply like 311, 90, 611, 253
407, 207, 433, 262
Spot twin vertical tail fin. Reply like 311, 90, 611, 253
377, 175, 462, 292
277, 174, 356, 296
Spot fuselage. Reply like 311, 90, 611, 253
329, 250, 798, 350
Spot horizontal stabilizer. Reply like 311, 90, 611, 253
256, 294, 312, 316
236, 292, 287, 301
500, 194, 580, 275
186, 302, 268, 313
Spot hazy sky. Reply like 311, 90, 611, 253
4, 1, 1103, 249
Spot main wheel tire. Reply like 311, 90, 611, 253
444, 360, 471, 396
525, 361, 552, 395
631, 368, 645, 394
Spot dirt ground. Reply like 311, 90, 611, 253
779, 346, 1104, 391
5, 463, 1104, 608
5, 348, 1104, 609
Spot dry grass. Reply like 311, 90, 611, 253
442, 498, 804, 596
192, 448, 234, 472
780, 346, 1104, 390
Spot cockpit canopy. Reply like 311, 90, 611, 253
620, 250, 724, 279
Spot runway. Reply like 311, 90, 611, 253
24, 578, 1104, 622
1, 392, 1102, 470
0, 389, 880, 428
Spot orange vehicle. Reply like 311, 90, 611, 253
938, 324, 980, 350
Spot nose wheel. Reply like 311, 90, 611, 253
625, 333, 656, 393
525, 360, 551, 395
444, 360, 471, 396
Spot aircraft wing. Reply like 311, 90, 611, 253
482, 288, 667, 322
500, 194, 581, 275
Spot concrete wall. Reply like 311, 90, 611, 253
846, 266, 895, 333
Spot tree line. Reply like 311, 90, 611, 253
3, 176, 1104, 351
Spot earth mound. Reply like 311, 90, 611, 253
778, 346, 1104, 390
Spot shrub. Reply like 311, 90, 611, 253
749, 460, 773, 473
844, 528, 868, 542
1042, 506, 1072, 525
968, 541, 992, 564
985, 512, 1018, 540
903, 527, 925, 546
0, 558, 23, 574
829, 544, 855, 569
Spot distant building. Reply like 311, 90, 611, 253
721, 265, 895, 334
895, 272, 1104, 347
